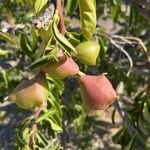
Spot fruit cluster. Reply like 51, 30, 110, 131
9, 41, 117, 113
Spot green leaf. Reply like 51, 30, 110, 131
29, 54, 55, 70
31, 27, 37, 49
34, 0, 48, 14
22, 127, 30, 144
47, 77, 64, 91
73, 113, 86, 132
36, 131, 48, 146
79, 0, 96, 40
52, 11, 77, 56
65, 0, 79, 16
124, 134, 137, 150
0, 31, 16, 45
0, 49, 9, 56
19, 33, 32, 56
66, 32, 80, 46
36, 108, 56, 123
22, 145, 31, 150
2, 70, 9, 88
36, 24, 52, 58
48, 98, 62, 118
46, 118, 62, 132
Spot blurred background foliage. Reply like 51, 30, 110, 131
0, 0, 150, 149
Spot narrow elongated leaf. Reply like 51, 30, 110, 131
65, 0, 79, 16
19, 33, 32, 56
29, 54, 54, 70
31, 28, 37, 49
0, 49, 9, 56
52, 11, 77, 55
46, 118, 62, 132
22, 145, 31, 150
0, 32, 16, 45
2, 70, 9, 88
35, 108, 56, 123
36, 131, 48, 146
66, 32, 80, 46
124, 134, 137, 150
79, 0, 96, 40
34, 0, 48, 14
36, 24, 52, 58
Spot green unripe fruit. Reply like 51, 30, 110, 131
75, 41, 100, 66
9, 72, 49, 109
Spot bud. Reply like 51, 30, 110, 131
9, 71, 49, 109
78, 74, 117, 113
42, 53, 79, 79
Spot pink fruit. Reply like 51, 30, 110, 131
78, 74, 117, 113
42, 53, 79, 79
9, 71, 49, 109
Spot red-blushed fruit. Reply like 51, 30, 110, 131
75, 41, 100, 66
42, 53, 79, 79
78, 74, 117, 113
9, 71, 49, 109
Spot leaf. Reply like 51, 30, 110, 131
23, 11, 34, 21
124, 134, 137, 150
48, 98, 62, 118
35, 108, 56, 123
79, 0, 96, 40
31, 27, 37, 49
66, 32, 80, 46
0, 31, 16, 45
52, 11, 77, 56
65, 0, 79, 16
29, 54, 54, 70
0, 49, 9, 56
36, 131, 48, 146
47, 77, 64, 91
22, 145, 31, 150
46, 118, 62, 132
34, 0, 48, 14
2, 70, 9, 88
73, 113, 86, 132
19, 33, 32, 56
36, 24, 52, 58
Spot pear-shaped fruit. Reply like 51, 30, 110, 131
42, 53, 79, 79
9, 71, 49, 109
78, 74, 117, 113
75, 41, 100, 66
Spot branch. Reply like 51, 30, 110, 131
56, 0, 65, 35
109, 38, 133, 76
114, 100, 145, 149
125, 36, 150, 63
29, 104, 45, 149
113, 101, 136, 135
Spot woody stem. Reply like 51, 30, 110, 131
56, 0, 65, 35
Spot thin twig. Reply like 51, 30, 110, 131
113, 101, 135, 135
125, 36, 150, 63
56, 0, 65, 35
29, 104, 44, 149
112, 35, 132, 45
114, 101, 145, 149
109, 38, 133, 76
56, 0, 69, 148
